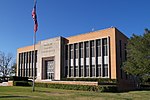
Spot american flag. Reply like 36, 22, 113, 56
32, 1, 38, 33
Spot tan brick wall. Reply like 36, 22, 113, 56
17, 44, 39, 53
67, 27, 117, 79
8, 81, 13, 86
17, 27, 128, 81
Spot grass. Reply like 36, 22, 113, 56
0, 86, 149, 100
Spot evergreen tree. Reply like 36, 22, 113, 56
123, 29, 150, 82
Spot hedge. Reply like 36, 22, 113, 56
9, 76, 28, 81
61, 78, 117, 84
13, 81, 31, 86
13, 81, 117, 92
34, 82, 117, 92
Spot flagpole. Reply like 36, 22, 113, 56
32, 0, 37, 92
32, 31, 36, 92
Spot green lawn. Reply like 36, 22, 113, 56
0, 86, 149, 100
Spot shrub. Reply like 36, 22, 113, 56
9, 76, 28, 81
61, 78, 117, 84
34, 82, 117, 92
100, 86, 118, 92
13, 81, 31, 86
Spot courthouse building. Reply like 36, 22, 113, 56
17, 27, 136, 89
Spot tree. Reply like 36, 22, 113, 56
123, 29, 150, 82
10, 62, 17, 76
0, 51, 13, 77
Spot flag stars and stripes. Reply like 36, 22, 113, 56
32, 1, 38, 33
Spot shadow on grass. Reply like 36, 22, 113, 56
36, 90, 65, 94
0, 96, 29, 99
116, 89, 150, 93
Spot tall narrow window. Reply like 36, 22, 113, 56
103, 64, 108, 77
75, 66, 78, 77
65, 45, 68, 60
74, 44, 78, 59
96, 39, 101, 57
97, 64, 101, 77
80, 66, 83, 77
91, 41, 95, 57
70, 66, 73, 77
18, 53, 21, 76
91, 65, 95, 77
26, 52, 28, 77
79, 43, 83, 58
65, 45, 68, 77
85, 42, 89, 58
85, 65, 89, 77
35, 50, 37, 63
119, 40, 122, 58
103, 38, 108, 56
70, 44, 73, 59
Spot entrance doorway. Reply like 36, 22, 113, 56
46, 60, 54, 80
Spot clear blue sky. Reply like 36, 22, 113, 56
0, 0, 150, 59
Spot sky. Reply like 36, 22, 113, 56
0, 0, 150, 59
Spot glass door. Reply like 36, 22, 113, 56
46, 60, 54, 80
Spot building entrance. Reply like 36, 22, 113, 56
46, 60, 54, 80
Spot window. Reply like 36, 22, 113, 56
35, 50, 37, 62
85, 65, 89, 77
103, 64, 108, 77
91, 41, 95, 57
91, 65, 95, 77
29, 52, 31, 63
85, 42, 89, 57
103, 38, 108, 56
96, 39, 101, 57
65, 45, 68, 60
75, 66, 78, 77
70, 44, 73, 59
70, 66, 73, 77
74, 44, 78, 59
119, 40, 122, 58
97, 64, 101, 77
18, 53, 21, 76
79, 43, 83, 58
30, 68, 32, 77
65, 66, 68, 77
80, 66, 83, 77
32, 51, 34, 63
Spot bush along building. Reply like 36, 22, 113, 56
16, 27, 137, 91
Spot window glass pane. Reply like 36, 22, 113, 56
79, 43, 83, 58
75, 66, 78, 77
92, 65, 95, 77
103, 64, 108, 77
75, 44, 78, 59
97, 64, 101, 77
85, 42, 89, 57
97, 39, 101, 57
103, 38, 108, 56
70, 66, 73, 77
85, 65, 89, 77
65, 45, 68, 60
91, 41, 95, 57
80, 66, 83, 77
70, 44, 73, 59
120, 40, 122, 58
